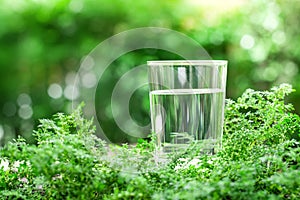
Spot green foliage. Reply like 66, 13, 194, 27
1, 0, 300, 144
222, 83, 299, 160
1, 84, 300, 199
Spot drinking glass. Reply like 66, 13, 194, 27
148, 60, 227, 155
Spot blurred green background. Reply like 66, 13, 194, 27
0, 0, 299, 145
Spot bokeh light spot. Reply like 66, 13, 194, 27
69, 0, 83, 13
65, 71, 77, 85
47, 83, 63, 99
17, 93, 32, 106
263, 13, 279, 31
284, 61, 298, 76
3, 102, 17, 117
263, 66, 278, 82
64, 85, 79, 100
81, 72, 97, 88
250, 44, 267, 62
18, 105, 33, 120
81, 55, 95, 71
272, 31, 286, 45
240, 34, 255, 49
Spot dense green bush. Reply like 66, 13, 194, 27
1, 0, 300, 144
1, 84, 300, 199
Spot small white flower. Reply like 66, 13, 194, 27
178, 158, 188, 162
19, 177, 29, 184
37, 185, 43, 190
207, 160, 214, 165
26, 161, 31, 167
52, 174, 63, 180
14, 160, 21, 168
0, 159, 9, 171
12, 167, 18, 173
189, 158, 201, 166
174, 165, 182, 171
12, 160, 25, 172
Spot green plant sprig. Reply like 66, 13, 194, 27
1, 84, 300, 199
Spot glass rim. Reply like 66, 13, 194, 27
147, 60, 227, 66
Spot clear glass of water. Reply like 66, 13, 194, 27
148, 60, 227, 156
